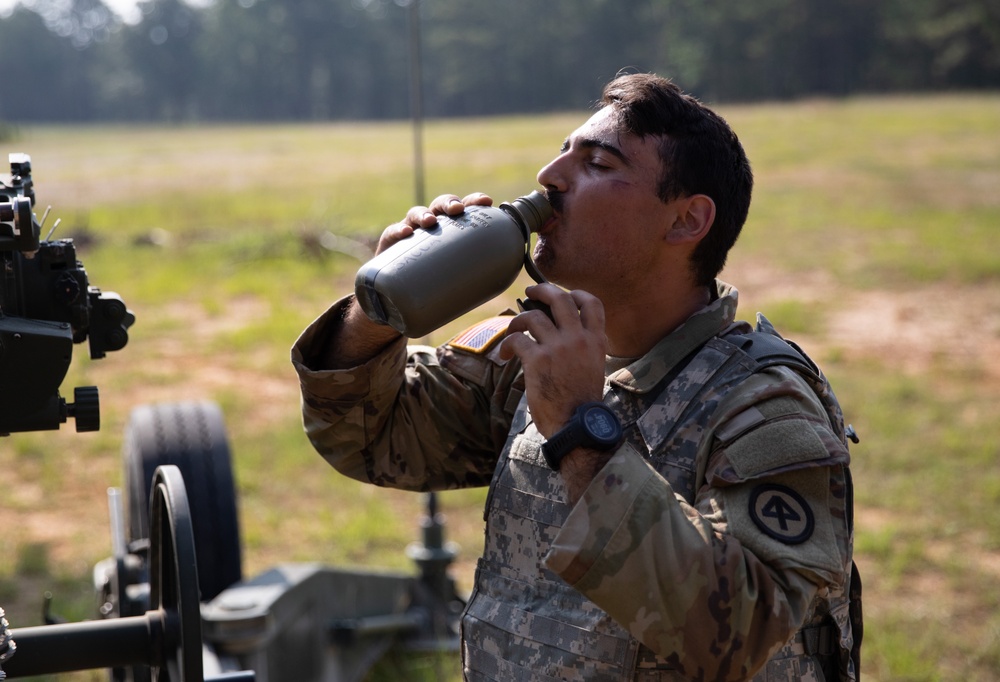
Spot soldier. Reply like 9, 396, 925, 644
292, 72, 860, 681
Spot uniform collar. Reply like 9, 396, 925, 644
606, 280, 739, 394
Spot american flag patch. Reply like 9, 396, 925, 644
447, 316, 512, 354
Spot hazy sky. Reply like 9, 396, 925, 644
0, 0, 214, 24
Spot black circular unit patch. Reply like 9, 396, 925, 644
749, 484, 815, 544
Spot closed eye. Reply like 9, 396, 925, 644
581, 139, 630, 168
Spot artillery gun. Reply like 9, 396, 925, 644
0, 152, 133, 435
0, 153, 465, 681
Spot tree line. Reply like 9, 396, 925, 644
1, 0, 998, 124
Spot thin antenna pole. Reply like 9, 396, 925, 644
406, 0, 438, 562
407, 0, 426, 206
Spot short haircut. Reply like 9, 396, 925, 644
601, 73, 754, 285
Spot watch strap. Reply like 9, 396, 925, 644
541, 401, 622, 471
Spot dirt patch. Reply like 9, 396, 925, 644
727, 260, 1000, 380
827, 285, 1000, 378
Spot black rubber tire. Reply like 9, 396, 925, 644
124, 401, 243, 602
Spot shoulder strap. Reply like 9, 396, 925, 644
725, 314, 822, 382
729, 314, 860, 446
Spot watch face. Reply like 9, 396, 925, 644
583, 404, 621, 445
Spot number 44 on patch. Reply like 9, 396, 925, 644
749, 483, 815, 544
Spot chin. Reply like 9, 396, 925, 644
535, 258, 569, 288
531, 244, 554, 278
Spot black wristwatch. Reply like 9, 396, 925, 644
541, 401, 623, 471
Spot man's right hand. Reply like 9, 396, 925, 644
320, 192, 495, 368
374, 192, 494, 255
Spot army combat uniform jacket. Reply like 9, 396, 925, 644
292, 282, 857, 681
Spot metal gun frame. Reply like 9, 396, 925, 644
6, 401, 464, 681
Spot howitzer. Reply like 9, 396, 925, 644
1, 153, 464, 681
0, 153, 134, 434
0, 152, 228, 680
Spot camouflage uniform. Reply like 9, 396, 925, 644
292, 281, 857, 681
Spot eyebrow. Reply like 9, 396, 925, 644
561, 136, 632, 167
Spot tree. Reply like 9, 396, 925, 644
875, 0, 1000, 90
1, 0, 998, 123
114, 0, 206, 120
0, 4, 102, 121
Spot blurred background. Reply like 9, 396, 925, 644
1, 0, 999, 123
1, 1, 998, 680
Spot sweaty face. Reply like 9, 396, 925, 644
534, 107, 680, 298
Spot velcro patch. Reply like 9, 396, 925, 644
447, 316, 512, 354
749, 483, 815, 544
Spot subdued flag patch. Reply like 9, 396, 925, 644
447, 316, 512, 354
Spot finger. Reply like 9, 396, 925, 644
571, 289, 606, 332
428, 194, 466, 216
507, 308, 554, 338
516, 296, 554, 323
525, 283, 579, 327
375, 222, 415, 255
461, 192, 493, 207
404, 205, 438, 228
498, 328, 535, 362
523, 282, 560, 306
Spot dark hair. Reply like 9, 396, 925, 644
600, 73, 753, 286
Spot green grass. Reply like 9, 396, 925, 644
730, 95, 1000, 286
2, 94, 999, 680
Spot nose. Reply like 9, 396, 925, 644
536, 154, 567, 193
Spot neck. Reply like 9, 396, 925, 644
603, 283, 712, 358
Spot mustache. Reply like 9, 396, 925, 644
544, 190, 566, 216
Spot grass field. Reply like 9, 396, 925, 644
1, 93, 999, 681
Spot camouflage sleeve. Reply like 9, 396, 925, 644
544, 366, 851, 680
291, 298, 516, 491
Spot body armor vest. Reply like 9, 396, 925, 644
461, 319, 858, 681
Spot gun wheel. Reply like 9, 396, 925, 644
148, 465, 204, 682
124, 401, 243, 602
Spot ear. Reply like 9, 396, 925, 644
665, 194, 716, 245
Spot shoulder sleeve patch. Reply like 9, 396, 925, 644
447, 316, 512, 354
749, 483, 815, 544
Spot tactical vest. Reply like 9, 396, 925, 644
461, 316, 860, 681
